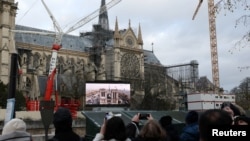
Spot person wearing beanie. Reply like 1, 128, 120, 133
159, 115, 179, 141
179, 111, 199, 141
47, 107, 84, 141
0, 118, 32, 141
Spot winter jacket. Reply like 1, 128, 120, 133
163, 124, 179, 141
133, 136, 168, 141
126, 121, 140, 140
47, 130, 84, 141
179, 122, 199, 141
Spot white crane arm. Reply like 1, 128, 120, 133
65, 0, 122, 34
41, 0, 63, 43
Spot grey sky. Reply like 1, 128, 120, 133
15, 0, 249, 92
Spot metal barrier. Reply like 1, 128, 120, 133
40, 100, 55, 141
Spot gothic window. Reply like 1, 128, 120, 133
46, 55, 51, 73
125, 36, 134, 47
60, 83, 66, 92
26, 77, 31, 90
28, 55, 34, 69
22, 53, 27, 66
57, 57, 64, 74
121, 53, 140, 78
33, 52, 41, 69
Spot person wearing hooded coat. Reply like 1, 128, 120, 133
179, 111, 199, 141
93, 116, 131, 141
47, 107, 84, 141
0, 118, 32, 141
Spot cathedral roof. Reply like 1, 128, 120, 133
14, 25, 92, 52
15, 25, 162, 66
143, 50, 162, 65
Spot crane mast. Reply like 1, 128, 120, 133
193, 0, 220, 92
207, 0, 220, 91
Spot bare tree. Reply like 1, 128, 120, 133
231, 77, 250, 110
215, 0, 250, 70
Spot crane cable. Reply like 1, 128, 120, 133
16, 0, 39, 24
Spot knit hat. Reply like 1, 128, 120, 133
2, 118, 27, 135
53, 107, 72, 129
185, 111, 199, 124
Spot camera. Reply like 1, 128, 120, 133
139, 113, 150, 120
105, 112, 122, 120
105, 112, 112, 120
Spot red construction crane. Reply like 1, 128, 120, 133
192, 0, 220, 93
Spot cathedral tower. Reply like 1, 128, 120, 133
0, 0, 18, 84
98, 0, 109, 30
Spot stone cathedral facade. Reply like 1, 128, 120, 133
1, 0, 182, 110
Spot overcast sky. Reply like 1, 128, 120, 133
15, 0, 249, 92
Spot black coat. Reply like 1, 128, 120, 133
133, 136, 168, 141
163, 124, 179, 141
47, 130, 84, 141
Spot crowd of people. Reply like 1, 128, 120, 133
0, 102, 249, 141
92, 101, 250, 141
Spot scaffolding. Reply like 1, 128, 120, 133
165, 60, 199, 90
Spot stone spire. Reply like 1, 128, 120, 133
98, 0, 109, 30
114, 17, 121, 39
137, 23, 143, 45
128, 19, 131, 29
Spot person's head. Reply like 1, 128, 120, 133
221, 102, 241, 118
53, 107, 73, 132
233, 104, 246, 116
234, 116, 250, 125
159, 115, 173, 128
199, 109, 233, 141
104, 116, 127, 141
139, 119, 166, 140
0, 118, 32, 141
185, 110, 199, 125
2, 118, 27, 135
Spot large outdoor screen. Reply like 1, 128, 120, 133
85, 81, 131, 107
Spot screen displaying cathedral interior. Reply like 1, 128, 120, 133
85, 82, 131, 107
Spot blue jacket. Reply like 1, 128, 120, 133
179, 122, 199, 141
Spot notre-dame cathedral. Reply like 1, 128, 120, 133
1, 0, 201, 110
